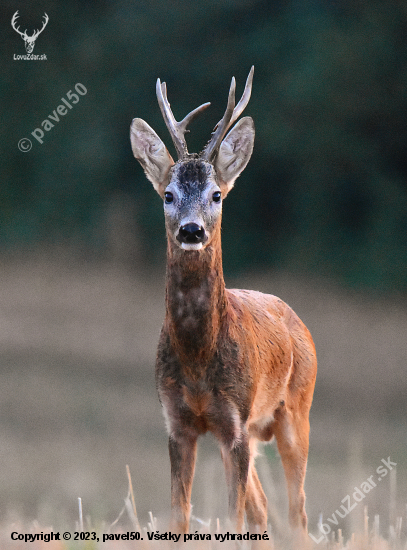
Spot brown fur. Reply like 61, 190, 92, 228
130, 71, 317, 538
156, 224, 317, 535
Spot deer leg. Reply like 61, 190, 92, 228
273, 407, 309, 532
221, 433, 251, 532
245, 464, 268, 531
245, 439, 268, 533
168, 434, 198, 534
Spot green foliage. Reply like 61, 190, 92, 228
3, 0, 407, 292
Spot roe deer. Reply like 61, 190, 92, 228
130, 67, 317, 537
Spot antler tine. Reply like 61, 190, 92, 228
156, 79, 210, 159
39, 13, 49, 31
201, 77, 236, 162
226, 65, 254, 129
11, 11, 25, 37
179, 101, 211, 134
156, 79, 184, 158
202, 66, 254, 162
33, 12, 49, 39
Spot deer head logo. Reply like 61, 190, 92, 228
11, 11, 49, 54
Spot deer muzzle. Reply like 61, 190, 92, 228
177, 223, 206, 249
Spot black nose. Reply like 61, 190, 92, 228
178, 223, 205, 244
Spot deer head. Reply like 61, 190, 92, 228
11, 11, 49, 54
130, 67, 255, 251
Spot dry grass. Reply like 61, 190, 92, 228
1, 465, 405, 549
0, 255, 406, 548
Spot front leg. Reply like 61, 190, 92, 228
221, 433, 250, 532
169, 433, 198, 534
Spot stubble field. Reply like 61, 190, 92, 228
0, 255, 405, 548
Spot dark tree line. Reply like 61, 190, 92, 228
3, 0, 407, 292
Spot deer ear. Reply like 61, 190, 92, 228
130, 118, 174, 197
214, 117, 255, 195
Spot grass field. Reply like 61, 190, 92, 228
2, 464, 406, 549
0, 255, 405, 548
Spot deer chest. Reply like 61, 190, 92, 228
159, 376, 244, 447
156, 328, 253, 445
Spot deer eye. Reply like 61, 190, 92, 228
212, 191, 221, 203
164, 192, 174, 204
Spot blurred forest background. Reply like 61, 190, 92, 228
2, 0, 407, 291
1, 0, 406, 542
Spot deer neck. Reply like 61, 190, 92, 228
165, 227, 228, 370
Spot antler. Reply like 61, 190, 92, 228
201, 66, 254, 162
32, 13, 49, 39
11, 11, 26, 38
156, 79, 210, 159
